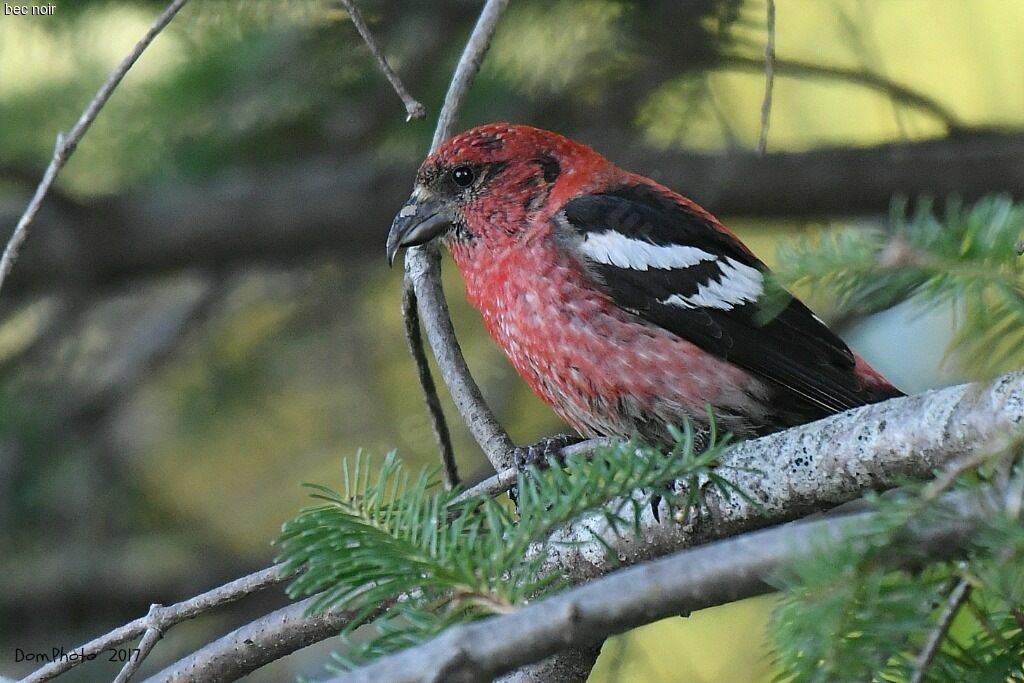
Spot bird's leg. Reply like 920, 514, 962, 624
512, 433, 582, 470
508, 433, 582, 509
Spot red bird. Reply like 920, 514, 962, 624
387, 124, 901, 451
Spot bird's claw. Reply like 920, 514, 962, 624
512, 433, 582, 470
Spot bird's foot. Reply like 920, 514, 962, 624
512, 433, 582, 470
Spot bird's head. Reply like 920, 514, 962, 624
386, 123, 609, 266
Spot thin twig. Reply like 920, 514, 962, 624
757, 0, 775, 155
451, 438, 616, 505
428, 0, 510, 151
402, 253, 514, 471
144, 596, 393, 683
922, 444, 1017, 501
402, 283, 459, 488
112, 605, 164, 683
0, 0, 189, 298
401, 0, 515, 471
720, 55, 964, 132
909, 578, 972, 683
21, 564, 293, 682
1005, 461, 1024, 519
339, 0, 426, 121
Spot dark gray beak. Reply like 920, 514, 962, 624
386, 194, 454, 267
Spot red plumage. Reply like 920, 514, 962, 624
388, 124, 901, 446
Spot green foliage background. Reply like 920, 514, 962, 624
1, 1, 1023, 681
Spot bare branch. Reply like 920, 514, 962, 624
21, 564, 293, 682
910, 577, 972, 683
0, 0, 189, 298
112, 605, 163, 683
756, 0, 775, 155
143, 596, 389, 683
402, 0, 515, 471
428, 0, 510, 150
720, 54, 964, 132
451, 438, 617, 505
402, 251, 515, 470
7, 131, 1024, 293
339, 0, 426, 121
322, 491, 992, 683
402, 282, 458, 488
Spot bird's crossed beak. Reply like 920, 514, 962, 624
386, 193, 455, 267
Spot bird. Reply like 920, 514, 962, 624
387, 123, 902, 456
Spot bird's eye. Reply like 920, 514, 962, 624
451, 166, 475, 188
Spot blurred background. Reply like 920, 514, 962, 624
1, 0, 1022, 680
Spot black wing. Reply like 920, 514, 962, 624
561, 184, 897, 427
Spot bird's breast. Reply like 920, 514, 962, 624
447, 239, 769, 441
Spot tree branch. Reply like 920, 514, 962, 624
756, 0, 775, 155
401, 0, 515, 472
111, 605, 163, 683
0, 0, 189, 298
450, 438, 617, 505
909, 577, 972, 683
463, 373, 1024, 537
493, 646, 601, 683
546, 372, 1023, 581
143, 596, 385, 683
129, 372, 1024, 682
4, 131, 1024, 294
25, 4, 514, 681
339, 0, 426, 121
322, 490, 994, 683
402, 282, 458, 488
719, 54, 964, 132
20, 564, 293, 683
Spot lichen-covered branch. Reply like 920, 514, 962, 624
547, 372, 1023, 580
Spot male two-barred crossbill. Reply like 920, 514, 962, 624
387, 124, 902, 452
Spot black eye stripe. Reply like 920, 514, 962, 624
451, 166, 475, 187
536, 154, 560, 183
